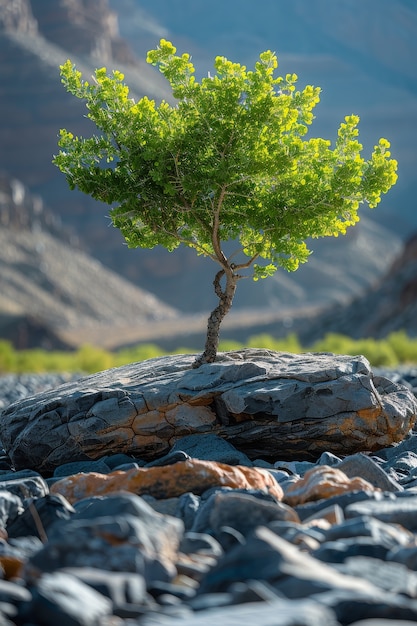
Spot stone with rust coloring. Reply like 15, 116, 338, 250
50, 458, 283, 504
283, 465, 378, 507
1, 350, 416, 472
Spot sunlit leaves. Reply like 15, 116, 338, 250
54, 40, 398, 280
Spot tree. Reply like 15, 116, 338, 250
54, 39, 397, 367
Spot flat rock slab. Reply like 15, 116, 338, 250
1, 349, 416, 473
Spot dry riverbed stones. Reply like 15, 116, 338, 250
0, 350, 416, 624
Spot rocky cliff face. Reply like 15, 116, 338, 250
296, 233, 417, 343
0, 172, 178, 349
30, 0, 138, 66
0, 0, 37, 34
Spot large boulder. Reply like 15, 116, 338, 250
1, 349, 416, 473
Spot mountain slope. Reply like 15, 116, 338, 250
0, 172, 178, 348
295, 232, 417, 343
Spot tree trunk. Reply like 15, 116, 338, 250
193, 267, 238, 368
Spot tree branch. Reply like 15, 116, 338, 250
212, 185, 228, 268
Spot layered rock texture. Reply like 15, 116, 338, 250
1, 350, 416, 473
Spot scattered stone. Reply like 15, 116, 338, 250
313, 588, 417, 623
52, 458, 113, 478
49, 459, 283, 503
141, 597, 338, 625
338, 556, 417, 597
59, 566, 152, 611
22, 571, 113, 625
190, 491, 298, 538
24, 504, 183, 588
6, 494, 75, 540
345, 496, 417, 531
283, 465, 378, 507
0, 357, 416, 624
197, 525, 380, 597
312, 536, 394, 564
320, 515, 413, 548
335, 453, 402, 492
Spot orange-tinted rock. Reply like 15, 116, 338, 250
50, 459, 283, 504
283, 465, 378, 507
0, 555, 24, 580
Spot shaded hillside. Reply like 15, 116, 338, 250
0, 173, 178, 348
295, 232, 417, 343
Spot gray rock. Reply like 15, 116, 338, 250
26, 495, 184, 588
191, 491, 299, 538
27, 515, 179, 586
6, 493, 75, 539
102, 453, 141, 469
25, 571, 112, 626
0, 535, 43, 564
53, 458, 113, 478
338, 556, 417, 597
373, 433, 417, 461
0, 492, 24, 529
169, 433, 253, 466
349, 621, 417, 626
0, 475, 48, 499
335, 453, 402, 492
0, 579, 32, 606
142, 597, 339, 626
320, 515, 413, 548
179, 531, 223, 559
197, 525, 381, 598
387, 544, 417, 570
295, 490, 391, 522
312, 537, 393, 564
59, 566, 150, 610
345, 496, 417, 531
313, 588, 417, 623
176, 493, 201, 531
1, 350, 416, 472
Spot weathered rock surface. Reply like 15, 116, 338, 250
49, 459, 283, 504
1, 350, 416, 473
283, 466, 378, 507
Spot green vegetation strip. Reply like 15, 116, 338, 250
1, 331, 417, 375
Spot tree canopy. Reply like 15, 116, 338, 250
54, 39, 398, 365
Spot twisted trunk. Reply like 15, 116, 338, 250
192, 267, 238, 368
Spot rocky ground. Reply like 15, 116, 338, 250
0, 358, 416, 624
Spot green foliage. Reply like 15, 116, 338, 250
386, 330, 417, 364
2, 332, 417, 375
54, 39, 397, 279
311, 333, 399, 367
247, 332, 302, 352
0, 340, 16, 373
